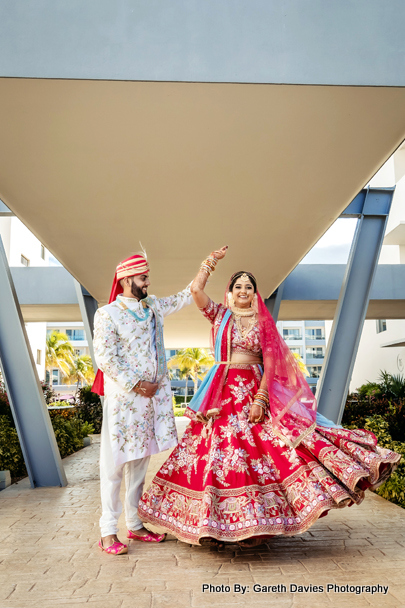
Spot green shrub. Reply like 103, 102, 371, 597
358, 382, 382, 399
343, 375, 405, 511
40, 381, 58, 405
49, 415, 94, 459
342, 395, 405, 442
0, 380, 59, 427
0, 413, 94, 478
361, 414, 405, 508
174, 395, 193, 405
76, 386, 103, 434
0, 385, 12, 424
0, 415, 26, 478
76, 386, 103, 433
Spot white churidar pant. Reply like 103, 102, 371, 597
99, 414, 150, 537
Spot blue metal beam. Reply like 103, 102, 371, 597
7, 264, 405, 318
265, 281, 285, 323
0, 237, 67, 487
74, 279, 98, 371
316, 188, 395, 424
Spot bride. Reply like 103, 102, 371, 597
139, 246, 400, 547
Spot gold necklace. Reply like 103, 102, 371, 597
231, 307, 257, 339
231, 306, 255, 317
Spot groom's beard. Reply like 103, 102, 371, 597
131, 281, 147, 300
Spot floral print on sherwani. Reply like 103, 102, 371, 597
94, 286, 192, 466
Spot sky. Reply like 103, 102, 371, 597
300, 218, 358, 264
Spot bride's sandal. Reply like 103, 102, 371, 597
200, 537, 225, 549
237, 537, 265, 549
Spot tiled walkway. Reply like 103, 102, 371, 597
1, 419, 405, 608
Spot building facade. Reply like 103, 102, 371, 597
276, 320, 326, 393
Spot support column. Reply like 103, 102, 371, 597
265, 281, 285, 323
316, 187, 394, 424
0, 237, 67, 487
73, 279, 98, 371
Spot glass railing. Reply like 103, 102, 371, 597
305, 335, 325, 340
66, 333, 85, 341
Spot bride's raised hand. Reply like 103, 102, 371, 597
212, 245, 228, 260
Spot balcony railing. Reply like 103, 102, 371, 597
305, 335, 325, 340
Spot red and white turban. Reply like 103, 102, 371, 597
107, 253, 150, 304
115, 255, 150, 281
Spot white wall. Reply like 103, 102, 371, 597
8, 217, 49, 267
350, 320, 405, 391
0, 217, 12, 262
25, 322, 47, 381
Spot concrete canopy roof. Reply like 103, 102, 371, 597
0, 78, 405, 346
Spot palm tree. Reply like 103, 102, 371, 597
62, 355, 95, 394
168, 348, 215, 403
45, 331, 75, 378
292, 352, 310, 376
177, 364, 194, 405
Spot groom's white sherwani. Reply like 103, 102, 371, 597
94, 286, 192, 536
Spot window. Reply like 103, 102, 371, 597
21, 255, 29, 266
283, 328, 302, 341
289, 346, 302, 356
306, 346, 325, 359
376, 320, 387, 334
74, 349, 82, 357
36, 349, 41, 365
47, 328, 59, 335
66, 329, 85, 341
307, 365, 323, 378
305, 328, 325, 340
52, 369, 59, 385
40, 244, 45, 260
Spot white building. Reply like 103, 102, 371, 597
277, 320, 326, 393
0, 215, 49, 380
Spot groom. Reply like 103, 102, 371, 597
93, 253, 192, 554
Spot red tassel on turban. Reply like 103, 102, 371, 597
91, 254, 150, 396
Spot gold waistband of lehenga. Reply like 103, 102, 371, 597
215, 361, 262, 366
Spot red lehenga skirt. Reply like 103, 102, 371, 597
139, 366, 400, 545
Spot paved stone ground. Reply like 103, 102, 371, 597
1, 418, 405, 608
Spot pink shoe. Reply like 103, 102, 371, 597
98, 539, 128, 555
127, 529, 166, 543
